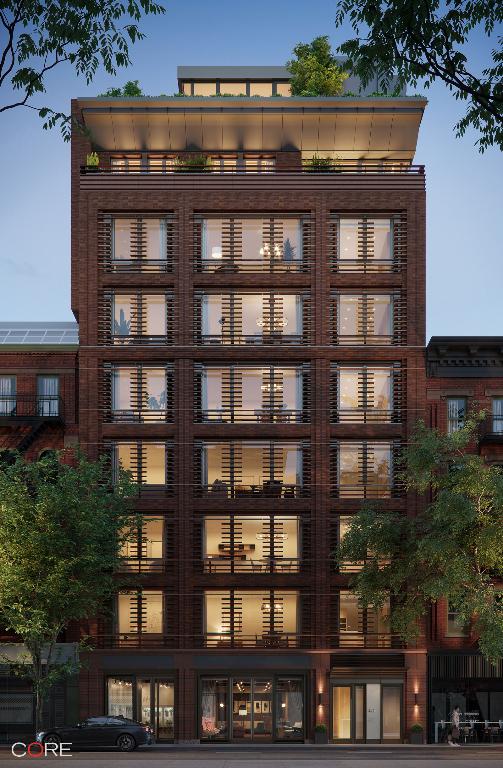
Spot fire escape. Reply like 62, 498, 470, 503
0, 395, 63, 453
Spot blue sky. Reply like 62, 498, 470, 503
0, 0, 501, 339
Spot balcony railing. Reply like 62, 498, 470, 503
332, 408, 395, 424
197, 258, 308, 274
118, 558, 165, 573
203, 557, 301, 574
199, 481, 306, 499
110, 408, 172, 424
199, 408, 304, 424
197, 333, 305, 346
330, 632, 404, 648
333, 482, 395, 499
81, 162, 424, 177
204, 632, 303, 648
0, 396, 63, 420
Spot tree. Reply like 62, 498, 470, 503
0, 451, 138, 733
287, 36, 348, 96
335, 0, 503, 152
336, 417, 503, 661
0, 0, 164, 139
99, 80, 144, 98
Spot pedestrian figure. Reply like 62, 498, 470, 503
448, 705, 461, 746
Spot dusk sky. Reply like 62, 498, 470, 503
0, 0, 501, 339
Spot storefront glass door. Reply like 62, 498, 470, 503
136, 678, 174, 741
232, 678, 273, 741
332, 683, 402, 742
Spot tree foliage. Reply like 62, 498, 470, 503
287, 36, 348, 96
336, 417, 503, 661
0, 0, 164, 138
0, 451, 138, 731
335, 0, 503, 152
99, 80, 144, 97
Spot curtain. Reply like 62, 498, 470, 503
0, 376, 15, 415
493, 398, 503, 433
37, 376, 59, 416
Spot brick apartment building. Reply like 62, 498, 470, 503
0, 66, 502, 745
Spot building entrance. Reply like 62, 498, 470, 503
331, 683, 402, 742
107, 676, 174, 741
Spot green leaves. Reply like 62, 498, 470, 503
335, 0, 503, 151
0, 0, 165, 137
0, 450, 139, 727
336, 418, 503, 660
287, 36, 348, 97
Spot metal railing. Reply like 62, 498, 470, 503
332, 408, 395, 424
204, 632, 303, 648
479, 414, 503, 440
198, 408, 304, 424
0, 395, 62, 419
81, 162, 424, 176
333, 259, 399, 273
199, 482, 306, 499
196, 333, 305, 346
196, 258, 308, 274
118, 558, 165, 573
110, 408, 173, 424
203, 557, 301, 574
330, 632, 404, 648
333, 483, 395, 499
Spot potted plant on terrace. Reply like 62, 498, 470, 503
174, 154, 213, 172
303, 154, 342, 173
86, 152, 100, 171
409, 723, 424, 744
314, 723, 328, 744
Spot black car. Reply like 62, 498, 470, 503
37, 716, 153, 751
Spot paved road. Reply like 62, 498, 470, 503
1, 745, 503, 767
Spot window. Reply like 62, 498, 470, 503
249, 82, 273, 96
110, 156, 141, 173
118, 591, 163, 635
492, 398, 503, 433
447, 398, 466, 433
339, 590, 390, 646
121, 516, 164, 572
203, 516, 301, 573
193, 82, 216, 96
110, 365, 172, 422
199, 218, 304, 272
446, 603, 468, 637
112, 442, 172, 488
334, 294, 395, 345
336, 218, 393, 272
197, 440, 308, 498
197, 292, 307, 344
334, 365, 395, 422
0, 375, 16, 415
37, 375, 59, 416
109, 292, 172, 344
275, 679, 304, 739
197, 364, 306, 423
218, 82, 246, 96
275, 83, 291, 96
111, 217, 169, 270
201, 678, 229, 739
334, 441, 394, 498
204, 590, 298, 646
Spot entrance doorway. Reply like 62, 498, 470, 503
137, 679, 174, 740
232, 679, 272, 740
332, 683, 402, 742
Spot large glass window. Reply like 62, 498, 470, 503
339, 590, 390, 646
111, 365, 171, 422
117, 591, 163, 635
113, 442, 168, 486
337, 219, 392, 272
193, 82, 217, 96
121, 516, 164, 572
382, 687, 402, 740
203, 516, 300, 573
201, 678, 229, 739
111, 293, 169, 343
198, 293, 305, 344
332, 686, 351, 739
112, 218, 168, 269
219, 82, 246, 96
198, 440, 306, 498
336, 441, 393, 498
201, 218, 302, 272
249, 82, 273, 96
198, 365, 304, 422
336, 294, 393, 345
107, 678, 134, 718
0, 375, 16, 415
204, 590, 298, 647
447, 398, 466, 433
275, 678, 304, 740
110, 156, 141, 173
335, 366, 394, 422
446, 603, 469, 636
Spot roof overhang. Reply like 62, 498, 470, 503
77, 96, 426, 161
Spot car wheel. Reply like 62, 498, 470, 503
43, 734, 60, 746
116, 733, 136, 752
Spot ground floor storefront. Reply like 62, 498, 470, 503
79, 649, 430, 744
429, 652, 503, 744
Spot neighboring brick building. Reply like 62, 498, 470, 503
1, 65, 501, 745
